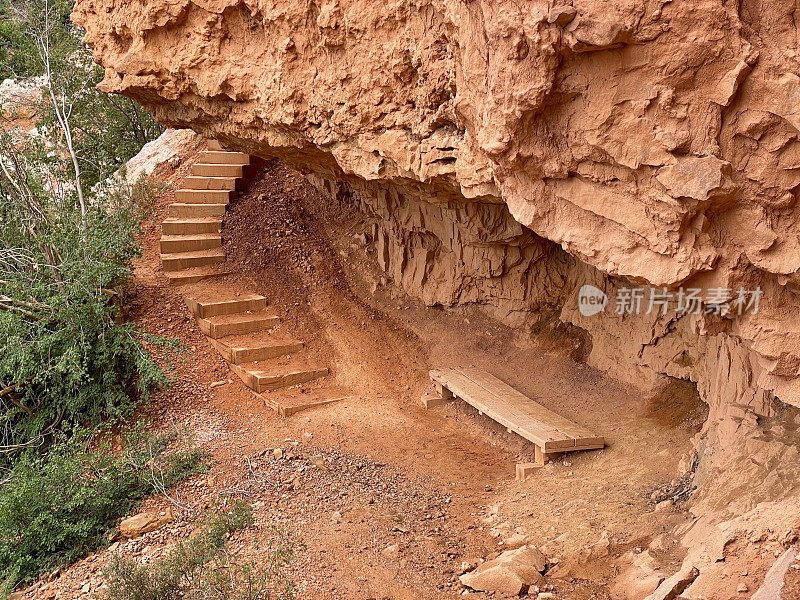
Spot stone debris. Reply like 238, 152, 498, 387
547, 6, 577, 27
460, 545, 547, 595
119, 509, 174, 539
644, 565, 699, 600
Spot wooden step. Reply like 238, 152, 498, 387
159, 234, 221, 253
207, 139, 225, 150
185, 293, 268, 319
175, 189, 232, 203
161, 249, 225, 271
198, 150, 251, 165
162, 218, 222, 235
230, 360, 329, 392
260, 387, 351, 417
191, 164, 245, 178
165, 267, 232, 286
183, 176, 239, 190
198, 311, 280, 339
168, 203, 227, 218
211, 335, 303, 364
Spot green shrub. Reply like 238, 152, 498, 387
0, 428, 207, 588
102, 502, 294, 600
0, 196, 168, 452
1, 0, 168, 456
128, 173, 171, 216
184, 529, 297, 600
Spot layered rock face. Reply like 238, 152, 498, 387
74, 0, 800, 498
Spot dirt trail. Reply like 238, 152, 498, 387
23, 156, 706, 600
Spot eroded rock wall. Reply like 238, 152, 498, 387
72, 0, 800, 408
307, 173, 575, 325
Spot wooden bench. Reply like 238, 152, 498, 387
425, 367, 604, 466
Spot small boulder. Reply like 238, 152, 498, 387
611, 550, 665, 600
119, 509, 173, 539
460, 545, 547, 595
644, 565, 699, 600
547, 6, 577, 27
459, 560, 477, 575
654, 499, 673, 513
503, 532, 529, 549
589, 530, 612, 559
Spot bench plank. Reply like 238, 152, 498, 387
430, 369, 566, 449
457, 368, 599, 442
454, 368, 573, 445
429, 367, 604, 454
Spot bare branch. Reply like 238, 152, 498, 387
0, 378, 36, 419
0, 295, 51, 311
0, 302, 38, 319
0, 405, 64, 455
33, 0, 87, 222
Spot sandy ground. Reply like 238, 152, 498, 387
20, 152, 724, 600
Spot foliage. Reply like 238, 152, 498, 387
99, 170, 170, 217
103, 503, 296, 600
1, 0, 163, 188
124, 425, 209, 495
0, 0, 181, 593
0, 0, 74, 80
0, 0, 168, 456
183, 530, 297, 600
0, 427, 208, 588
0, 161, 168, 452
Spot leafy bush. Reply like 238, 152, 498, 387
98, 170, 171, 217
103, 502, 298, 600
0, 0, 188, 593
0, 189, 168, 452
0, 0, 75, 79
0, 0, 167, 454
0, 428, 207, 588
183, 530, 297, 600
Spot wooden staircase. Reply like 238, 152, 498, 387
159, 140, 347, 416
160, 141, 253, 285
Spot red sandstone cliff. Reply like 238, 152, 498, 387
73, 0, 800, 528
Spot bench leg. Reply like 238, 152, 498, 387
534, 447, 563, 466
534, 445, 545, 467
516, 462, 541, 481
436, 383, 454, 400
421, 384, 456, 409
